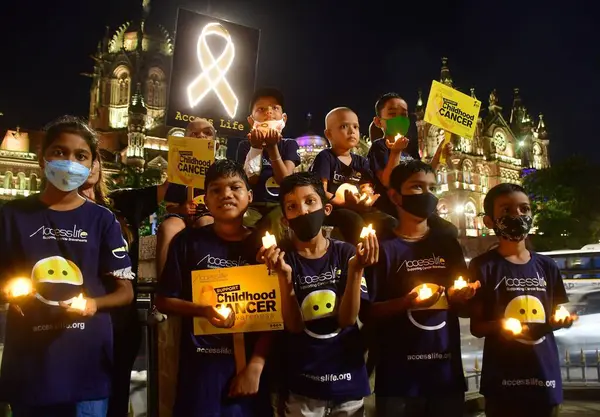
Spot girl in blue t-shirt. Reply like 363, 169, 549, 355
0, 116, 135, 417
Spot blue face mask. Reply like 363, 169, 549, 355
44, 159, 91, 192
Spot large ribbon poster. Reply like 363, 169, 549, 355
167, 136, 215, 189
191, 264, 284, 335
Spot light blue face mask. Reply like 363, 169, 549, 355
44, 159, 91, 192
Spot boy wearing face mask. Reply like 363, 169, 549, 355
236, 88, 301, 241
363, 160, 477, 417
368, 93, 458, 239
469, 184, 573, 417
310, 107, 396, 245
258, 172, 377, 417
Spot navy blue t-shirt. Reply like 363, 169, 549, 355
366, 231, 468, 396
157, 225, 268, 417
284, 239, 370, 401
0, 196, 133, 406
235, 139, 301, 203
367, 138, 414, 216
310, 149, 374, 196
469, 250, 568, 406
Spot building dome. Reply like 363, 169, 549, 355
108, 20, 174, 56
295, 133, 328, 171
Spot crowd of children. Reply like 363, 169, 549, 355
0, 88, 575, 417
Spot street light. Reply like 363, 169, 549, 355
455, 204, 465, 214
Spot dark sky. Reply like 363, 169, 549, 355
0, 0, 597, 163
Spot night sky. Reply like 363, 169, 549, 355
0, 0, 597, 163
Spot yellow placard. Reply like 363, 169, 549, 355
191, 264, 284, 335
193, 194, 205, 205
167, 136, 216, 189
424, 80, 481, 140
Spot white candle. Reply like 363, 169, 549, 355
216, 306, 232, 320
262, 232, 277, 249
504, 318, 522, 335
360, 224, 375, 239
71, 294, 87, 311
453, 276, 468, 290
6, 278, 32, 298
394, 133, 402, 143
554, 306, 570, 321
335, 183, 360, 202
418, 284, 433, 300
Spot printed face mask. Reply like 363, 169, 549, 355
384, 115, 410, 137
493, 215, 533, 242
287, 209, 326, 242
253, 119, 286, 132
400, 193, 439, 219
44, 159, 91, 192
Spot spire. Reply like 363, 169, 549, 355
415, 89, 425, 121
510, 88, 522, 124
470, 87, 476, 98
440, 57, 453, 87
142, 0, 151, 18
306, 112, 313, 132
488, 89, 501, 113
536, 113, 547, 139
129, 83, 147, 115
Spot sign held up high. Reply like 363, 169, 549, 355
167, 9, 260, 135
424, 80, 482, 140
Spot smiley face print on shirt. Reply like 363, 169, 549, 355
31, 256, 84, 306
504, 294, 547, 345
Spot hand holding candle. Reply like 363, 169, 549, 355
217, 306, 232, 320
453, 276, 467, 290
360, 224, 375, 239
5, 278, 33, 299
208, 306, 235, 329
552, 305, 577, 328
503, 318, 523, 335
262, 232, 277, 249
418, 284, 433, 300
71, 294, 87, 311
63, 294, 96, 316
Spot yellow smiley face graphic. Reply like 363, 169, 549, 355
301, 289, 337, 321
198, 285, 217, 306
32, 256, 83, 286
504, 295, 546, 324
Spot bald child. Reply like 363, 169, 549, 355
310, 107, 396, 244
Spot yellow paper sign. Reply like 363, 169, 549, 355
424, 80, 481, 140
167, 136, 216, 189
191, 264, 284, 335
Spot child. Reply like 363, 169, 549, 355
364, 160, 476, 417
469, 183, 574, 417
156, 118, 215, 276
310, 107, 396, 244
259, 172, 377, 417
368, 92, 458, 238
155, 159, 271, 417
236, 87, 300, 241
0, 116, 134, 417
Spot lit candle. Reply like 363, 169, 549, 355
335, 183, 360, 202
453, 276, 468, 290
71, 294, 87, 311
418, 284, 433, 300
6, 278, 32, 298
503, 318, 523, 335
554, 306, 570, 322
262, 232, 277, 249
394, 133, 402, 143
216, 306, 232, 320
360, 224, 375, 239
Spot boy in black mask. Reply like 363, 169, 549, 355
363, 160, 477, 417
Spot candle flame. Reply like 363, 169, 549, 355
394, 133, 401, 142
6, 278, 32, 298
418, 284, 433, 300
216, 306, 232, 320
453, 276, 468, 290
71, 293, 87, 311
554, 306, 570, 322
262, 231, 277, 249
504, 318, 522, 335
360, 224, 375, 239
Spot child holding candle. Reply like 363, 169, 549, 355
469, 183, 574, 417
155, 160, 271, 417
258, 172, 378, 416
310, 107, 396, 245
362, 160, 475, 417
0, 116, 134, 417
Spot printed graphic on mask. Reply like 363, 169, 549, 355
493, 215, 533, 242
44, 159, 91, 192
407, 283, 448, 331
301, 289, 341, 339
384, 115, 410, 137
265, 176, 280, 197
504, 295, 547, 345
31, 256, 84, 306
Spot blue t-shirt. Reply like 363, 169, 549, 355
235, 139, 301, 203
0, 196, 133, 406
366, 231, 468, 397
284, 239, 370, 401
367, 138, 413, 216
310, 149, 374, 196
157, 225, 269, 417
469, 250, 568, 406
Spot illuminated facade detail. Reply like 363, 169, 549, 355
109, 65, 131, 128
187, 22, 239, 119
146, 67, 167, 128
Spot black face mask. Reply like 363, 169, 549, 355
287, 209, 326, 242
400, 193, 439, 219
493, 215, 533, 242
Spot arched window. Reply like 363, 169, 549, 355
436, 166, 448, 185
30, 174, 38, 191
3, 172, 13, 189
17, 172, 26, 190
478, 165, 490, 190
438, 200, 449, 220
464, 201, 477, 232
462, 159, 473, 184
111, 65, 131, 106
146, 67, 166, 108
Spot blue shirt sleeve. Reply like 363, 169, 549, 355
236, 140, 251, 164
310, 150, 334, 182
369, 140, 389, 175
281, 139, 301, 166
100, 210, 134, 279
364, 242, 387, 303
157, 232, 187, 298
546, 256, 569, 306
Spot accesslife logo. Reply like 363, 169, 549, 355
30, 225, 88, 243
494, 272, 547, 292
397, 254, 446, 273
297, 266, 341, 290
198, 254, 248, 269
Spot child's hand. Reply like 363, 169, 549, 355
448, 281, 481, 304
60, 297, 97, 317
263, 129, 282, 147
550, 313, 577, 330
179, 201, 197, 216
407, 287, 444, 310
352, 233, 379, 268
248, 129, 264, 149
262, 246, 292, 276
229, 363, 262, 397
500, 319, 530, 341
386, 135, 409, 153
205, 306, 236, 328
